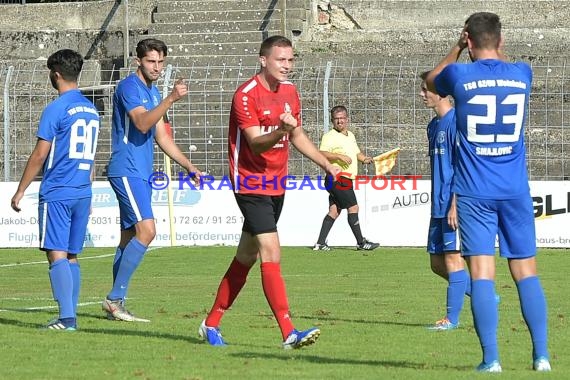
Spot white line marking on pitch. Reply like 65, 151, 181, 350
0, 246, 162, 268
0, 301, 101, 312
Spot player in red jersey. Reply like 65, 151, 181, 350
199, 35, 339, 349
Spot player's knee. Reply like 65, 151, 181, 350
430, 258, 447, 277
444, 252, 464, 271
430, 262, 443, 276
137, 224, 156, 245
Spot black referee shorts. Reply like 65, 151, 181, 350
234, 193, 285, 235
325, 174, 358, 209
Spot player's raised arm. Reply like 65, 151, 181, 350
426, 25, 468, 93
127, 79, 188, 134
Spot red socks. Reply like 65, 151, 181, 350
261, 262, 294, 339
205, 259, 295, 340
205, 258, 250, 327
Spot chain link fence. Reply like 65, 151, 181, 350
1, 56, 569, 182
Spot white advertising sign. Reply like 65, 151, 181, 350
0, 180, 569, 249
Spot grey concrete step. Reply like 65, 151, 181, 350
156, 0, 308, 13
296, 27, 567, 58
0, 30, 128, 60
166, 41, 262, 56
151, 30, 279, 45
166, 54, 260, 67
149, 20, 285, 34
153, 9, 306, 24
0, 59, 103, 86
341, 0, 569, 30
164, 64, 259, 80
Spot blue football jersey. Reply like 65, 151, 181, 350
107, 74, 160, 180
435, 59, 532, 199
428, 108, 456, 217
38, 89, 100, 202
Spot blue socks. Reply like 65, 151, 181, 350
471, 279, 499, 364
517, 276, 549, 360
446, 269, 468, 324
49, 258, 75, 320
464, 275, 472, 297
107, 238, 147, 300
112, 246, 124, 283
69, 262, 81, 316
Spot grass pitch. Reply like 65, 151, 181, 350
0, 246, 567, 379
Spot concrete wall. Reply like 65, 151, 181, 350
1, 0, 156, 31
1, 0, 569, 180
0, 0, 157, 60
300, 0, 570, 58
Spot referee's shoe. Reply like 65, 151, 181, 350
357, 238, 379, 251
312, 243, 331, 252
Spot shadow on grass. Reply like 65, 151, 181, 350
0, 316, 43, 329
0, 315, 202, 343
296, 314, 426, 328
230, 352, 473, 370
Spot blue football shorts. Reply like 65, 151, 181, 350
427, 216, 460, 254
456, 195, 536, 258
38, 197, 91, 254
108, 176, 154, 230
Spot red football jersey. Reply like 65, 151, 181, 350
228, 75, 301, 195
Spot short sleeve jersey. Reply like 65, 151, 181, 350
38, 89, 100, 202
435, 59, 532, 199
107, 73, 160, 180
319, 129, 360, 179
427, 108, 456, 217
228, 75, 301, 195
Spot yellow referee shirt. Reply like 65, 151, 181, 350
319, 129, 361, 179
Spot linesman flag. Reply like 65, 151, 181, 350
373, 147, 401, 175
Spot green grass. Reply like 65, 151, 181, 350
0, 246, 567, 379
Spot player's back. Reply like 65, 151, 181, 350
436, 59, 532, 199
39, 89, 100, 202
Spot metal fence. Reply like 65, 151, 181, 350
1, 56, 569, 182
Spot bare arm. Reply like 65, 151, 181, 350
357, 152, 373, 164
155, 118, 202, 179
320, 150, 352, 165
241, 112, 297, 155
290, 127, 339, 177
129, 79, 188, 134
447, 194, 458, 230
11, 139, 52, 212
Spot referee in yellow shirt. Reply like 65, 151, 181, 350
313, 105, 380, 251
